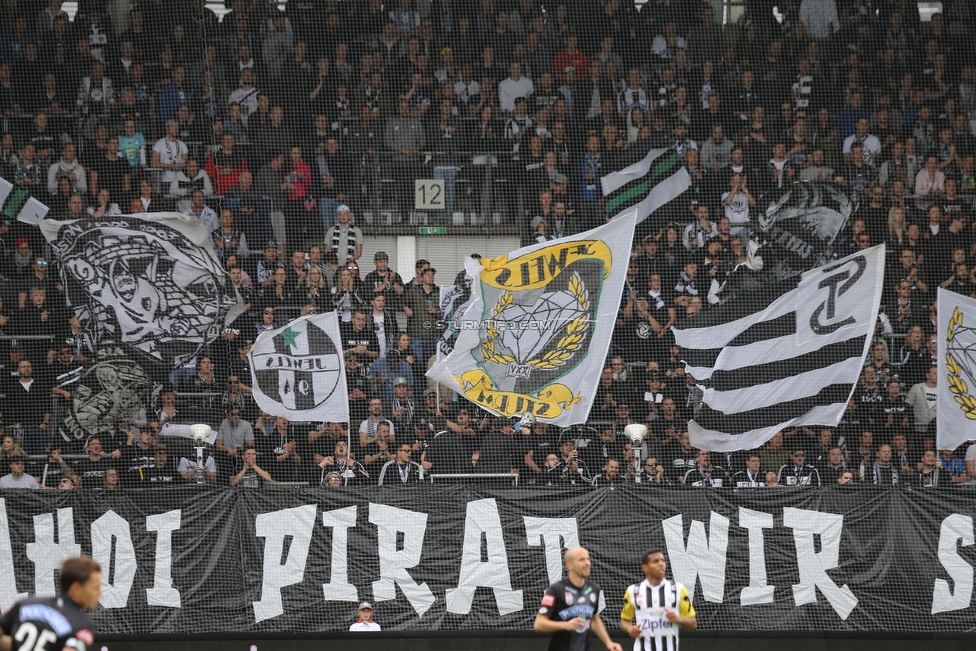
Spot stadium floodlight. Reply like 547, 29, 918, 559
623, 424, 648, 483
623, 423, 647, 446
188, 424, 212, 485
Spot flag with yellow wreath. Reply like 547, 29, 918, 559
937, 288, 976, 449
426, 210, 638, 426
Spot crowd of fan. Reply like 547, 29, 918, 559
2, 0, 976, 490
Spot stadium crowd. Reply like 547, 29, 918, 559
1, 0, 976, 490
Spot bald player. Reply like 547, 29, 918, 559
534, 546, 623, 651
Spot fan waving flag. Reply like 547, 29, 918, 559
426, 211, 637, 426
600, 148, 691, 223
673, 245, 885, 452
937, 288, 976, 450
248, 311, 349, 422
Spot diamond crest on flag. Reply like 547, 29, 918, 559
496, 289, 586, 365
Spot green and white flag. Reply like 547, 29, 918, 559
601, 148, 691, 222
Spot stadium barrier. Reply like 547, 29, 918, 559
2, 485, 976, 635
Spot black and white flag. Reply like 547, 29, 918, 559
673, 245, 885, 452
248, 311, 349, 422
714, 181, 858, 304
36, 212, 243, 442
38, 212, 242, 368
437, 282, 474, 361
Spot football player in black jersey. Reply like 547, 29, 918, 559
534, 546, 623, 651
0, 556, 101, 651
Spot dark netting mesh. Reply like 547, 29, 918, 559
0, 0, 975, 637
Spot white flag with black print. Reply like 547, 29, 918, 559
937, 288, 976, 450
673, 245, 885, 452
248, 311, 349, 422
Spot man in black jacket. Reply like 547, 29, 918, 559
5, 359, 52, 455
377, 443, 424, 485
317, 134, 353, 228
778, 449, 822, 486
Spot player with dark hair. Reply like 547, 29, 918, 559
533, 546, 623, 651
0, 556, 101, 651
619, 549, 697, 651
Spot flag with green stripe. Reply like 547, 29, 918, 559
601, 148, 691, 222
0, 176, 50, 225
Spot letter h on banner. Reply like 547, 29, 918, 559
0, 499, 28, 610
25, 508, 82, 597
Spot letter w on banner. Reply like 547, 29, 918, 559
248, 311, 349, 422
673, 245, 885, 452
427, 211, 638, 426
937, 287, 976, 450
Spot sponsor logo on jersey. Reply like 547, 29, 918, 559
558, 604, 595, 620
19, 605, 72, 636
541, 594, 555, 607
639, 617, 674, 634
76, 629, 94, 645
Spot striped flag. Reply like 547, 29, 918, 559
601, 148, 691, 222
673, 245, 885, 452
1, 175, 49, 224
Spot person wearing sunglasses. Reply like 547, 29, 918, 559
777, 448, 822, 486
638, 456, 668, 485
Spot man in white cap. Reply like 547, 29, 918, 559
349, 602, 381, 631
324, 204, 363, 265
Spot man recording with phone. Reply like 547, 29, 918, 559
554, 438, 594, 486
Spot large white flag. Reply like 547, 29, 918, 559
674, 245, 885, 452
937, 288, 976, 450
426, 211, 637, 426
248, 311, 349, 422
